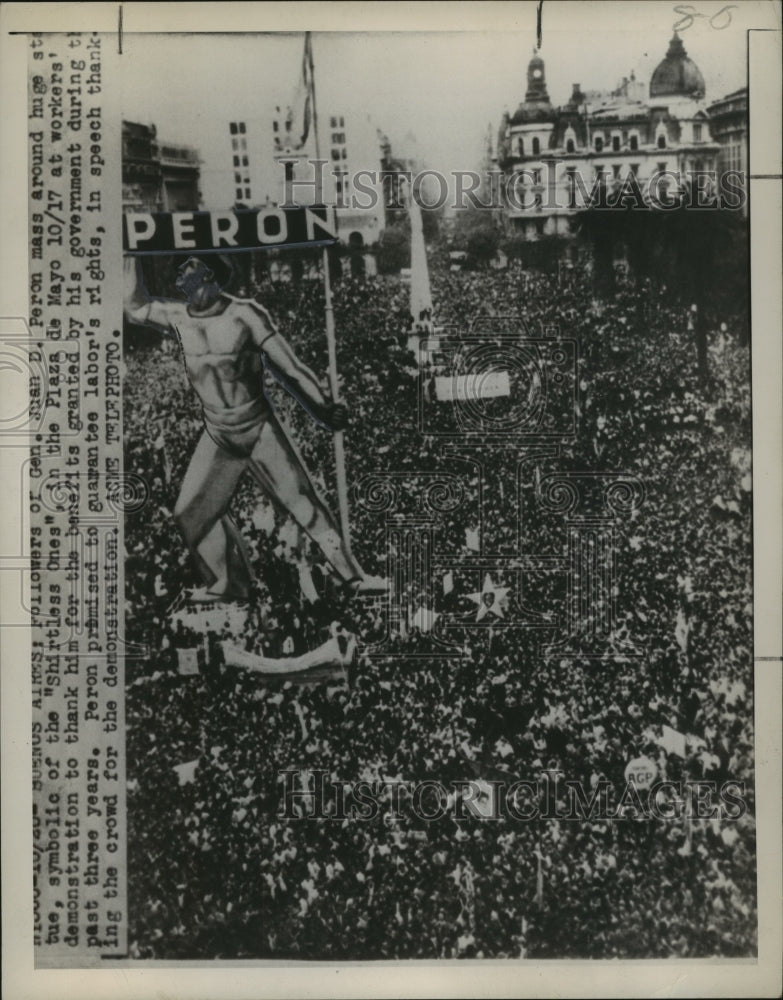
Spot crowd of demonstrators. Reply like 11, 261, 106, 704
123, 251, 755, 960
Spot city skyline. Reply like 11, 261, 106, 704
120, 9, 753, 185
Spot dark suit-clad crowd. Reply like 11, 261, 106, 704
123, 254, 755, 959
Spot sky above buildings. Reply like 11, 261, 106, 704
121, 1, 766, 179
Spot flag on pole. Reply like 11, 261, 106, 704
304, 30, 353, 555
278, 33, 315, 152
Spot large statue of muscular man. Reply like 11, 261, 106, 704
124, 255, 384, 604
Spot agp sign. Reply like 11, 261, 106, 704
624, 756, 658, 791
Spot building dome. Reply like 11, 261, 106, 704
650, 34, 706, 100
510, 102, 554, 125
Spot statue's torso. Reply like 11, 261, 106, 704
172, 300, 267, 412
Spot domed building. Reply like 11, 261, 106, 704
495, 36, 723, 241
650, 34, 706, 101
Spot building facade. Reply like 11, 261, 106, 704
707, 87, 748, 215
272, 106, 387, 248
203, 110, 388, 249
496, 35, 721, 239
122, 121, 201, 214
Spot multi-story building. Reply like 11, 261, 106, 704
708, 87, 748, 215
198, 114, 278, 213
201, 109, 387, 249
227, 120, 254, 206
157, 141, 202, 212
122, 121, 162, 213
122, 120, 201, 213
496, 34, 721, 239
271, 107, 387, 249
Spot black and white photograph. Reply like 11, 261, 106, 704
2, 1, 781, 997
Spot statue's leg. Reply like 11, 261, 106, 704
246, 415, 363, 584
173, 429, 253, 597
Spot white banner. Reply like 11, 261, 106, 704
435, 371, 510, 402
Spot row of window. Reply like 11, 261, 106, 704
233, 155, 249, 167
592, 134, 641, 153
585, 127, 702, 153
525, 161, 665, 185
236, 187, 252, 201
517, 132, 670, 157
329, 116, 345, 128
331, 147, 348, 161
331, 132, 346, 144
509, 161, 716, 212
229, 122, 247, 135
231, 137, 248, 152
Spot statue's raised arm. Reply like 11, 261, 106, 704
123, 256, 184, 335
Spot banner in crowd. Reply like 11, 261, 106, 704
435, 371, 511, 402
176, 648, 202, 676
221, 632, 354, 677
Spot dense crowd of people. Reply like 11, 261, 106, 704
123, 250, 755, 959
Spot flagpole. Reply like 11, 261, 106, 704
307, 32, 353, 553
